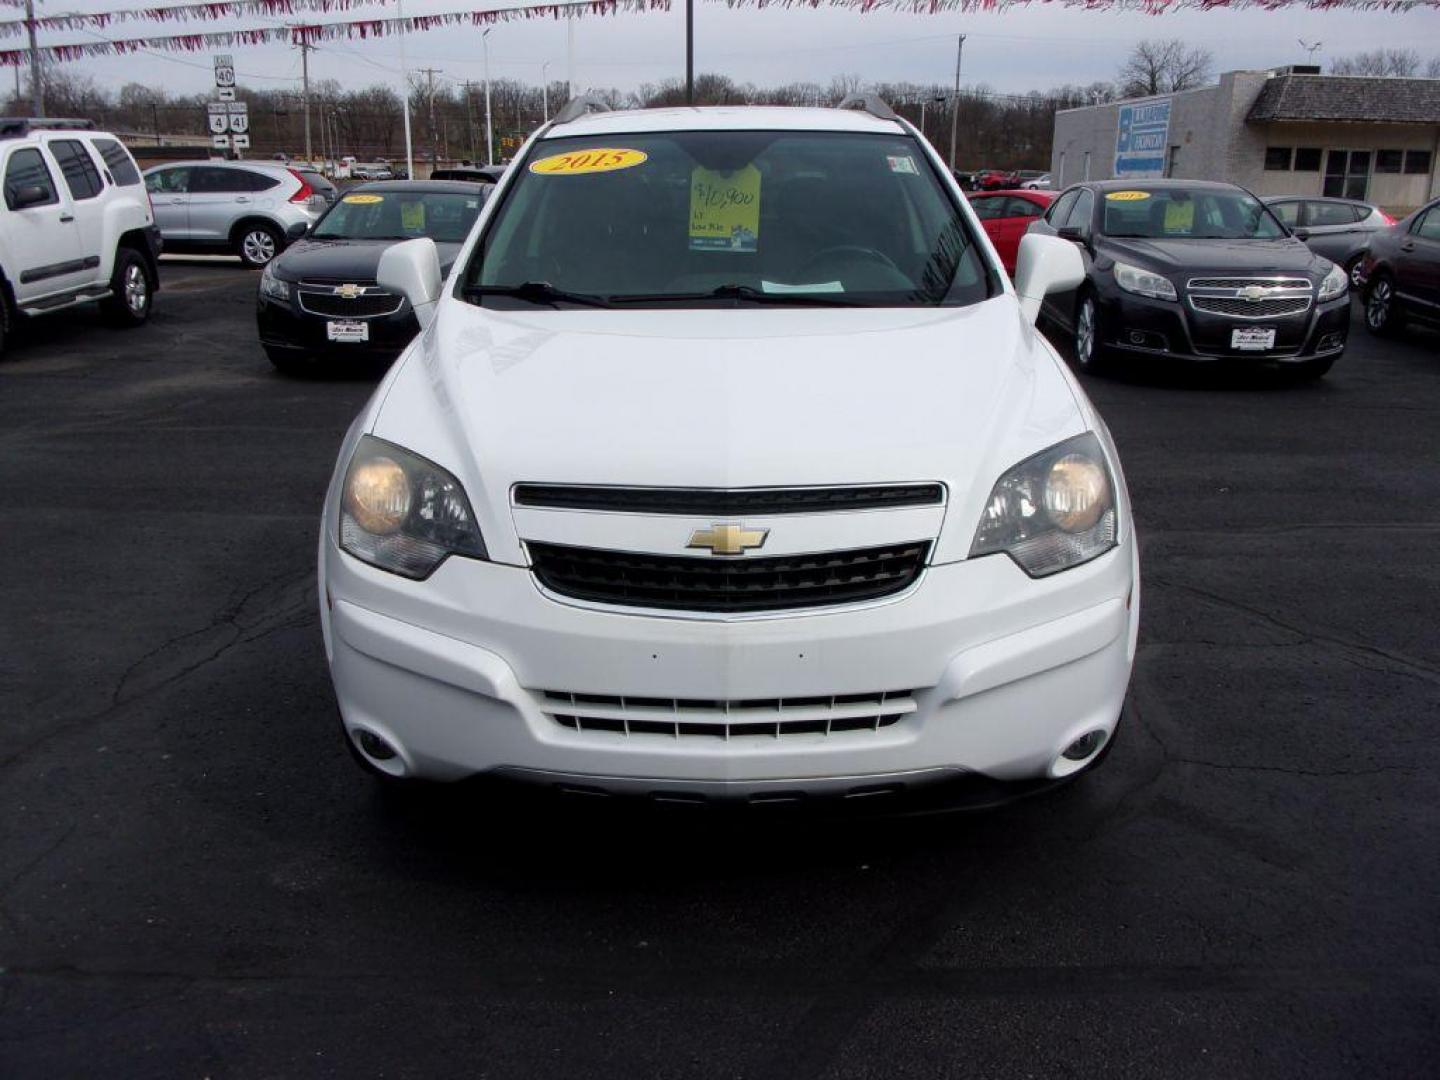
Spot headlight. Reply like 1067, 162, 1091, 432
259, 262, 291, 302
1317, 262, 1348, 302
339, 435, 487, 579
1113, 261, 1177, 302
970, 432, 1118, 577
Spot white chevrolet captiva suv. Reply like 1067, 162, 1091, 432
319, 97, 1140, 806
0, 119, 160, 356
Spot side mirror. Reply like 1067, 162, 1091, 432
10, 184, 50, 210
1057, 225, 1086, 243
1014, 233, 1086, 325
286, 220, 309, 240
377, 237, 443, 328
1293, 227, 1311, 241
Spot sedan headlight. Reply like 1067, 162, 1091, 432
339, 435, 487, 579
259, 262, 291, 302
1113, 261, 1177, 301
970, 433, 1118, 577
1317, 261, 1348, 302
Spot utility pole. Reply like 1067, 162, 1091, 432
398, 0, 413, 179
298, 35, 313, 164
463, 81, 476, 162
482, 29, 494, 166
685, 0, 694, 105
542, 61, 550, 123
948, 34, 965, 172
152, 102, 160, 145
566, 17, 574, 100
418, 66, 442, 169
25, 0, 42, 117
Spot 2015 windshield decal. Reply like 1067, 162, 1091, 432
529, 149, 648, 176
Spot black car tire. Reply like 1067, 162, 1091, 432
99, 248, 152, 328
236, 222, 282, 268
265, 344, 310, 374
1073, 292, 1108, 373
1364, 274, 1402, 337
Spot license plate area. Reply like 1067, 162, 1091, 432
327, 320, 369, 343
1230, 327, 1276, 351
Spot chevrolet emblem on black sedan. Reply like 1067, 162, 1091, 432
334, 283, 365, 299
687, 524, 768, 556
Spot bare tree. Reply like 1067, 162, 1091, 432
1117, 39, 1214, 97
1428, 56, 1440, 78
1330, 49, 1421, 76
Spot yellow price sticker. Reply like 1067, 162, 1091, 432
529, 148, 648, 176
1163, 200, 1194, 232
401, 201, 425, 230
689, 164, 761, 253
343, 193, 384, 205
1105, 191, 1151, 202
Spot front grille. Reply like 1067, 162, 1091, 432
541, 689, 917, 739
512, 483, 945, 515
296, 281, 403, 319
1188, 277, 1311, 290
1190, 295, 1311, 318
528, 540, 929, 613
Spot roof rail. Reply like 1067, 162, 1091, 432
0, 117, 97, 139
835, 94, 900, 123
550, 95, 613, 127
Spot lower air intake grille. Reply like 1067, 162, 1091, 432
528, 540, 929, 613
541, 689, 917, 739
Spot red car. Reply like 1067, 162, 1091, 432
974, 169, 1021, 191
968, 189, 1056, 275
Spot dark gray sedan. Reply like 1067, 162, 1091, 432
1263, 196, 1395, 287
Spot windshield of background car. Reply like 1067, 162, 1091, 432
312, 190, 482, 243
468, 130, 994, 307
1100, 187, 1287, 240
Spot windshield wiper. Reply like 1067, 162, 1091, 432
463, 281, 612, 308
610, 284, 859, 307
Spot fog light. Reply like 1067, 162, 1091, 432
1062, 730, 1106, 761
357, 729, 398, 761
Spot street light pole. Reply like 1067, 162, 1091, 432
483, 29, 494, 166
24, 0, 42, 117
542, 61, 550, 123
685, 0, 694, 105
398, 0, 414, 179
948, 33, 965, 172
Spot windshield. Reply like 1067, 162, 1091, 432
313, 190, 483, 243
467, 130, 994, 308
1101, 187, 1287, 240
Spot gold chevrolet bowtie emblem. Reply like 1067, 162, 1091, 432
687, 523, 768, 556
334, 283, 364, 299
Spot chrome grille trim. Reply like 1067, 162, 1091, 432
1187, 276, 1312, 291
1185, 276, 1314, 321
539, 689, 918, 739
296, 281, 404, 319
1189, 295, 1312, 319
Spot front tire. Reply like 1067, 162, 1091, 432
1364, 274, 1401, 337
1073, 292, 1108, 373
237, 223, 282, 268
99, 248, 152, 327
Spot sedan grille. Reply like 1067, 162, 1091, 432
1187, 277, 1312, 290
1189, 295, 1311, 318
541, 689, 917, 739
512, 483, 945, 515
528, 540, 929, 613
296, 281, 404, 319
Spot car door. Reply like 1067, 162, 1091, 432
145, 167, 191, 238
1301, 200, 1362, 264
186, 166, 247, 243
968, 194, 1012, 269
43, 137, 108, 288
1, 144, 85, 304
1396, 206, 1440, 312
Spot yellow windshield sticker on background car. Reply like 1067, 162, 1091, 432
1163, 200, 1195, 232
529, 148, 648, 175
1105, 191, 1150, 202
400, 201, 425, 230
342, 194, 384, 205
689, 165, 761, 253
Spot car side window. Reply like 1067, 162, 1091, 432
1063, 189, 1094, 233
1007, 197, 1042, 218
969, 196, 1005, 221
1046, 189, 1079, 226
1415, 210, 1440, 242
92, 138, 142, 186
49, 139, 105, 201
146, 167, 189, 194
236, 169, 280, 192
1306, 201, 1357, 228
1269, 201, 1299, 227
4, 147, 58, 210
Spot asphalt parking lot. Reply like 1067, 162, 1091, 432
2, 259, 1438, 1077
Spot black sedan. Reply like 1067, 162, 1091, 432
1360, 196, 1440, 339
257, 180, 487, 372
1028, 179, 1351, 379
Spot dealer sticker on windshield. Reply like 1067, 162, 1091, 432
1231, 327, 1276, 351
689, 165, 761, 253
342, 194, 384, 205
529, 148, 648, 175
1105, 191, 1151, 202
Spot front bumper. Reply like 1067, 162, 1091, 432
1096, 287, 1349, 364
257, 292, 420, 360
320, 533, 1139, 796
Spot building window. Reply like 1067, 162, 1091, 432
1375, 150, 1403, 174
1323, 149, 1370, 200
1264, 146, 1293, 171
1404, 150, 1432, 175
1293, 148, 1322, 171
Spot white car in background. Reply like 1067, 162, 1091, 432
1022, 173, 1052, 190
319, 98, 1139, 804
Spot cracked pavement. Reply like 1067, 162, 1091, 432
1, 261, 1437, 1077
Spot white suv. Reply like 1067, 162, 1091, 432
320, 98, 1138, 805
0, 119, 160, 354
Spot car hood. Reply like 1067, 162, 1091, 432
368, 297, 1091, 566
1097, 236, 1329, 279
272, 237, 463, 281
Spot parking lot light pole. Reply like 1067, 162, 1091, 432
483, 29, 494, 166
949, 34, 965, 172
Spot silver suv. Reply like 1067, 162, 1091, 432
143, 161, 326, 267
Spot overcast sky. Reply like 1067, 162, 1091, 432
27, 1, 1440, 99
